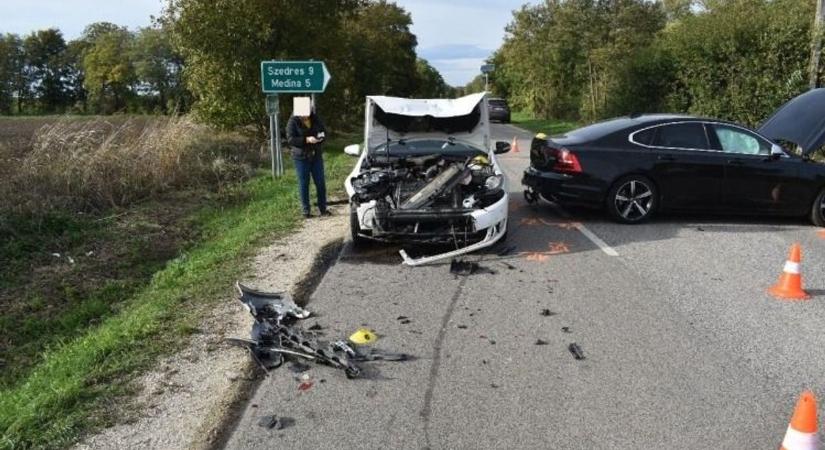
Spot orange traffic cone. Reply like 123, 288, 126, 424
780, 391, 819, 450
769, 244, 810, 300
511, 136, 520, 153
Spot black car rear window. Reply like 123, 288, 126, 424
653, 123, 708, 150
489, 100, 507, 107
564, 118, 641, 142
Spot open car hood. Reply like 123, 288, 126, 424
758, 88, 825, 155
364, 93, 491, 152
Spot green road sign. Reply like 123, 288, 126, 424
260, 60, 331, 94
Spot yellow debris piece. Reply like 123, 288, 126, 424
349, 328, 378, 345
535, 133, 547, 139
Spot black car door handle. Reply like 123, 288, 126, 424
658, 155, 676, 161
727, 159, 746, 165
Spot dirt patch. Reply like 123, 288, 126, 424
0, 191, 208, 386
73, 205, 348, 450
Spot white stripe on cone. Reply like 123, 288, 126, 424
782, 426, 819, 450
784, 261, 801, 275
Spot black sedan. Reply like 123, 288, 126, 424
522, 89, 825, 225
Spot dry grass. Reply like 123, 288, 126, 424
0, 117, 260, 215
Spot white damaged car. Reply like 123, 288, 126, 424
343, 93, 510, 266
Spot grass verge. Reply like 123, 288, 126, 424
0, 142, 354, 449
511, 111, 578, 135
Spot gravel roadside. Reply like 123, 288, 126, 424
74, 205, 348, 450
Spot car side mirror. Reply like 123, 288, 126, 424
494, 141, 511, 154
344, 144, 361, 156
769, 143, 784, 160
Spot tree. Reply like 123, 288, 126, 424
81, 25, 137, 113
167, 0, 365, 132
414, 58, 453, 98
662, 0, 812, 126
65, 39, 88, 112
23, 28, 72, 112
494, 0, 665, 120
133, 26, 189, 113
345, 0, 419, 100
0, 34, 24, 114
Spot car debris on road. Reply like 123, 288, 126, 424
226, 282, 409, 379
449, 258, 496, 276
568, 343, 585, 360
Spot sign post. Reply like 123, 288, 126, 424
265, 95, 281, 177
260, 60, 332, 178
480, 64, 495, 92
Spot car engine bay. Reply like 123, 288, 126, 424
350, 152, 505, 244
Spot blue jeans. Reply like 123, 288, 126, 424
293, 154, 327, 214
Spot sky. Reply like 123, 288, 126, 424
0, 0, 536, 86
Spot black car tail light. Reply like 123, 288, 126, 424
553, 149, 582, 174
530, 138, 582, 174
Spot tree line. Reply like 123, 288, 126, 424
0, 0, 454, 130
0, 24, 189, 115
488, 0, 818, 128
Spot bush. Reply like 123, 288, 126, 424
0, 117, 260, 215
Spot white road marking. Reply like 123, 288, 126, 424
548, 203, 619, 257
574, 221, 620, 257
497, 139, 620, 257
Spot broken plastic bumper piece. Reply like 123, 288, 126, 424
399, 219, 507, 266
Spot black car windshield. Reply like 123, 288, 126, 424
489, 100, 507, 108
370, 139, 484, 156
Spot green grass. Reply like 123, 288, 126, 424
511, 111, 578, 135
0, 143, 354, 450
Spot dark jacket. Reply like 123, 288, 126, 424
286, 113, 326, 159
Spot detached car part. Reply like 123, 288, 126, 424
228, 282, 407, 378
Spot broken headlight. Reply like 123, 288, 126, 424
484, 175, 503, 191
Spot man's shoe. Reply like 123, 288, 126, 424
303, 212, 312, 219
319, 210, 332, 217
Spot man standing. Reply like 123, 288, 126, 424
286, 97, 330, 218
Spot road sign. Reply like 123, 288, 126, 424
480, 64, 495, 74
260, 60, 331, 94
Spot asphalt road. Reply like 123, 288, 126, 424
224, 123, 825, 449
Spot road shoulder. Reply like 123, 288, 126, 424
74, 207, 347, 450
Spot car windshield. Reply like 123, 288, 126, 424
489, 100, 507, 108
370, 139, 484, 156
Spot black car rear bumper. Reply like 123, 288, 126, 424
489, 111, 511, 122
521, 167, 603, 206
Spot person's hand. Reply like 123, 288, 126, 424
306, 136, 319, 144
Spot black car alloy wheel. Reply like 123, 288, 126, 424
608, 176, 656, 223
812, 188, 825, 227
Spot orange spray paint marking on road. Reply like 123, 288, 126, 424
524, 252, 550, 262
521, 241, 571, 262
547, 242, 570, 255
520, 218, 541, 226
817, 230, 825, 239
540, 219, 578, 230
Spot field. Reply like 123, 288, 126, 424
0, 115, 355, 448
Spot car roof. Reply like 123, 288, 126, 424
628, 114, 743, 126
553, 114, 747, 145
